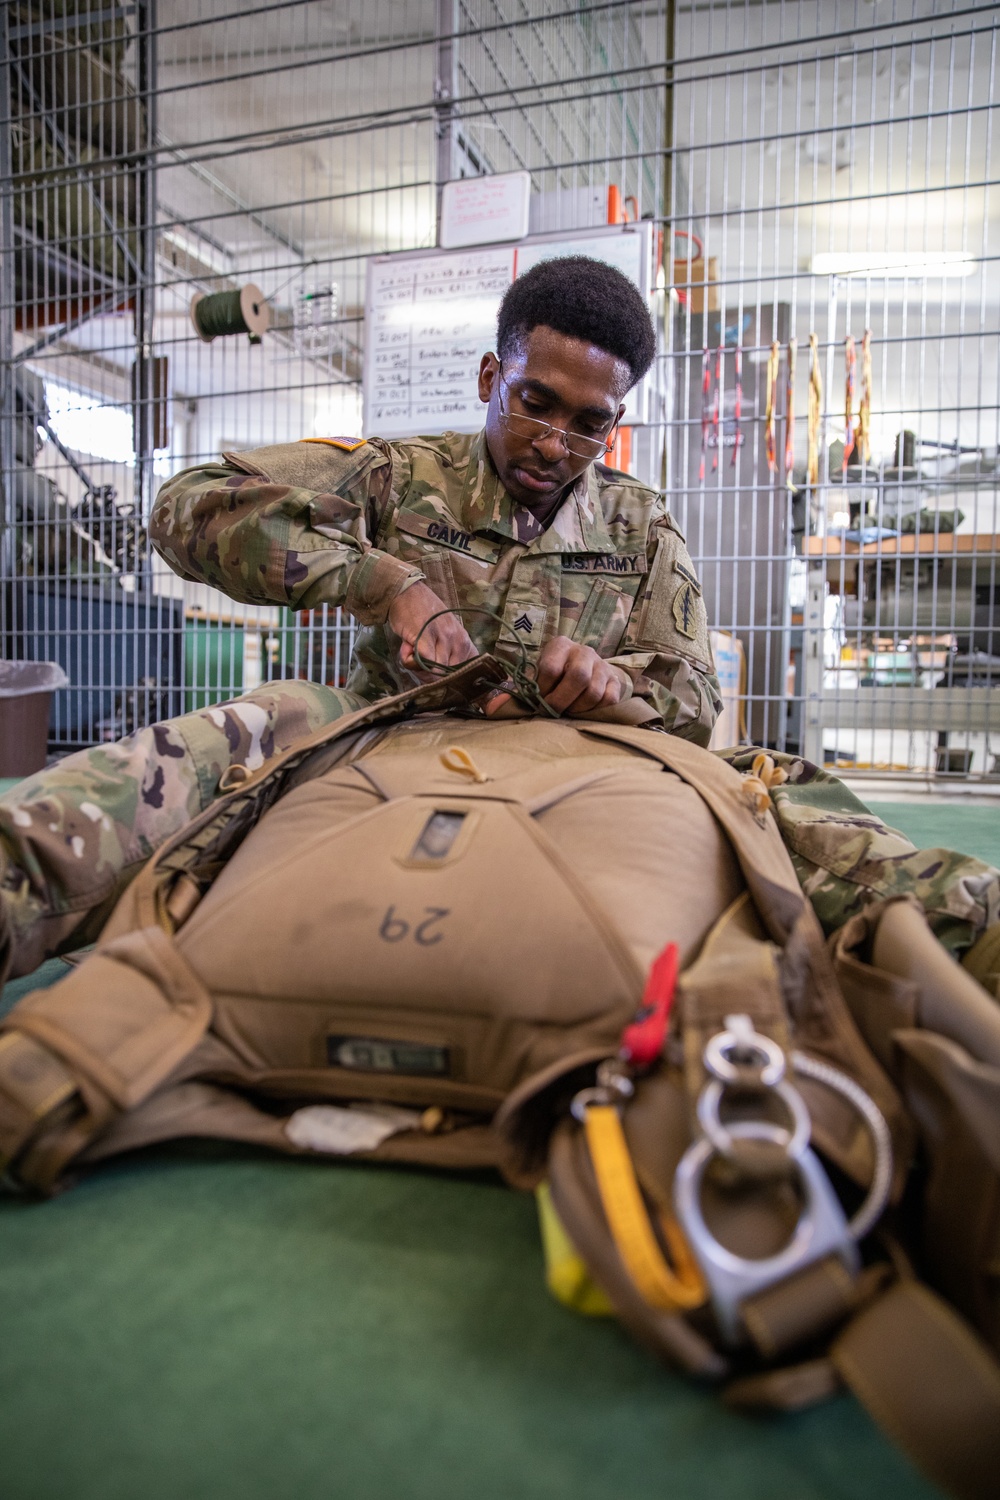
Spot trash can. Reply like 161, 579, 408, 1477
0, 661, 70, 777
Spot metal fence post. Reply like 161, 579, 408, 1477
0, 7, 15, 590
434, 0, 459, 242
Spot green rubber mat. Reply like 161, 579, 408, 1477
0, 1140, 939, 1500
6, 789, 992, 1500
866, 802, 1000, 869
0, 968, 942, 1500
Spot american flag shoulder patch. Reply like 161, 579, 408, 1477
301, 436, 367, 452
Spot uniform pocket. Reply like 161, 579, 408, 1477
571, 579, 631, 655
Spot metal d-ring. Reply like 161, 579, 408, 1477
696, 1075, 812, 1162
703, 1013, 786, 1088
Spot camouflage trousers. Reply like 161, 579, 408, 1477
1, 688, 998, 983
720, 750, 1000, 962
0, 680, 366, 980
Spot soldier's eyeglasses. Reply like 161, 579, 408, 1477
495, 364, 619, 460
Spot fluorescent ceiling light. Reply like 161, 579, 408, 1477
810, 251, 975, 278
45, 381, 135, 464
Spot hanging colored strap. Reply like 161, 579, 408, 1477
699, 347, 711, 481
730, 346, 743, 469
584, 1103, 707, 1313
764, 341, 780, 474
784, 336, 797, 479
807, 332, 823, 487
711, 344, 723, 471
858, 329, 872, 464
844, 334, 857, 469
535, 1182, 615, 1317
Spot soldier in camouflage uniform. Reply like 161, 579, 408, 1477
0, 256, 997, 988
151, 426, 718, 734
150, 303, 721, 738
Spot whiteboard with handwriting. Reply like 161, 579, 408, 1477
363, 223, 654, 440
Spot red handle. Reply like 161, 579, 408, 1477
620, 941, 680, 1069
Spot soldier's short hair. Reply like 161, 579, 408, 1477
496, 255, 656, 390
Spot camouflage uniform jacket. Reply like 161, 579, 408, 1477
151, 430, 722, 743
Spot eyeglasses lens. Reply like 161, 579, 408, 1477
502, 411, 608, 459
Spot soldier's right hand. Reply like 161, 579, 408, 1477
388, 582, 478, 674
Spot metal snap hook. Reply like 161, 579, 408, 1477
674, 1036, 894, 1345
596, 1059, 635, 1097
673, 1120, 860, 1345
570, 1063, 634, 1123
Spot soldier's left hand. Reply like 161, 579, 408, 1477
483, 637, 624, 718
535, 636, 624, 715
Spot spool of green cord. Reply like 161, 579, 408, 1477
190, 284, 270, 344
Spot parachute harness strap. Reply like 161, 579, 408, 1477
410, 607, 560, 718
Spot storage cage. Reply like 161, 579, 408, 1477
1, 0, 997, 780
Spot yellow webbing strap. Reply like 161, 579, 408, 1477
584, 1104, 707, 1313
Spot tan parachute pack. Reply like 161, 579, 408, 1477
1, 657, 999, 1499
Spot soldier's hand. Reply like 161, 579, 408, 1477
535, 636, 624, 715
389, 582, 478, 675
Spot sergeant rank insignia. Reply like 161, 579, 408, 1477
505, 604, 546, 640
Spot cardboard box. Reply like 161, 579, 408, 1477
708, 630, 746, 750
672, 256, 719, 314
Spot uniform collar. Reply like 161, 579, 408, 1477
457, 429, 614, 554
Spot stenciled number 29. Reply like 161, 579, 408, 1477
378, 906, 451, 946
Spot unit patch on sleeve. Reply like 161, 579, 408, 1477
672, 580, 699, 639
626, 528, 713, 668
672, 557, 703, 639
